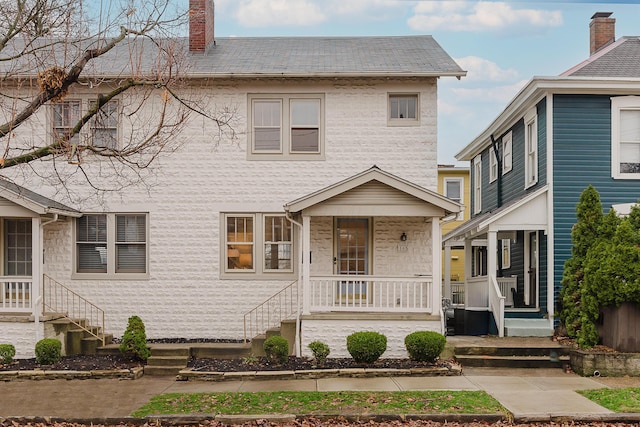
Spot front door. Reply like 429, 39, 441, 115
335, 218, 369, 300
525, 231, 538, 307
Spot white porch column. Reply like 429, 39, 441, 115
443, 244, 451, 300
32, 217, 42, 340
431, 218, 441, 315
302, 215, 311, 315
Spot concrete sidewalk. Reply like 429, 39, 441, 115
2, 368, 637, 422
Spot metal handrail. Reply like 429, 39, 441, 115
42, 274, 105, 346
243, 280, 299, 343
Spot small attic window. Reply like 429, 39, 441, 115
388, 94, 419, 126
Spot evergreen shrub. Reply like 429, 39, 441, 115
346, 331, 387, 363
0, 343, 16, 364
263, 335, 289, 364
119, 315, 150, 361
404, 331, 446, 362
35, 338, 61, 364
308, 340, 330, 366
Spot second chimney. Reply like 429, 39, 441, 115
189, 0, 214, 52
590, 12, 615, 55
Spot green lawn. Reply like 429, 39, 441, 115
579, 388, 640, 412
132, 390, 506, 417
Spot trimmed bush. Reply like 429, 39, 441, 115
0, 344, 16, 364
346, 331, 387, 363
119, 315, 150, 361
35, 338, 61, 365
404, 331, 446, 362
308, 340, 330, 366
263, 335, 289, 364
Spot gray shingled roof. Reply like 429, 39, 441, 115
564, 37, 640, 78
0, 179, 80, 216
2, 35, 465, 78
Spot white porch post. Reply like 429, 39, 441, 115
32, 217, 42, 341
443, 244, 451, 301
302, 215, 311, 315
431, 218, 441, 316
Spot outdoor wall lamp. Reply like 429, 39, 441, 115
400, 232, 407, 241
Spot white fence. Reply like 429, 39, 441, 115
1, 277, 32, 312
309, 275, 433, 312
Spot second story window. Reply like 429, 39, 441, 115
52, 100, 81, 145
489, 148, 498, 183
524, 107, 538, 188
249, 94, 324, 159
502, 131, 513, 175
473, 155, 482, 214
611, 96, 640, 179
388, 94, 419, 125
51, 98, 120, 149
444, 178, 464, 220
91, 99, 119, 149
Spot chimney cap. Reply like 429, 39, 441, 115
591, 12, 613, 19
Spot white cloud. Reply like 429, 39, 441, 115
409, 1, 563, 33
454, 56, 519, 82
451, 79, 528, 105
235, 0, 326, 27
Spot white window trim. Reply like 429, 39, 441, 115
248, 94, 325, 160
489, 148, 498, 183
501, 239, 511, 269
473, 155, 482, 215
524, 107, 538, 189
72, 213, 149, 280
444, 177, 464, 220
502, 131, 513, 175
611, 96, 640, 179
50, 97, 121, 148
387, 93, 420, 127
221, 213, 296, 280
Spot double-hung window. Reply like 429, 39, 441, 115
501, 239, 511, 269
611, 96, 640, 178
502, 131, 513, 175
76, 213, 147, 277
524, 108, 538, 188
52, 100, 81, 145
444, 178, 464, 220
473, 155, 482, 214
52, 97, 120, 149
489, 149, 498, 183
388, 94, 419, 125
90, 99, 119, 149
223, 213, 293, 277
249, 94, 323, 159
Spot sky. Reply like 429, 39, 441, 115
206, 0, 640, 166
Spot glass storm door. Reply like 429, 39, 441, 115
336, 218, 369, 300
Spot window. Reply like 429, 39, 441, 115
611, 96, 640, 179
501, 239, 511, 269
444, 178, 464, 220
524, 108, 538, 188
76, 213, 147, 277
249, 94, 323, 159
473, 155, 482, 214
4, 219, 32, 276
472, 246, 487, 277
502, 131, 513, 175
388, 94, 418, 124
52, 97, 120, 149
489, 148, 498, 183
52, 100, 81, 145
223, 213, 294, 276
91, 99, 119, 149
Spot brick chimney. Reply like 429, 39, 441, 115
189, 0, 214, 52
590, 12, 615, 55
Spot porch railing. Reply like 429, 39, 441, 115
309, 275, 433, 312
497, 276, 517, 307
489, 274, 505, 337
450, 282, 465, 305
1, 277, 32, 312
42, 275, 105, 346
244, 280, 299, 343
465, 276, 488, 308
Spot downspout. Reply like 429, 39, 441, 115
36, 213, 59, 342
285, 209, 303, 358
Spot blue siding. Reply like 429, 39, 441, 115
553, 94, 640, 306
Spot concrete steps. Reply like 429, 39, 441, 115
504, 318, 553, 337
145, 345, 190, 376
46, 316, 112, 356
454, 341, 570, 369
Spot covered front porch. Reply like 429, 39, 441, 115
442, 186, 553, 337
283, 166, 462, 357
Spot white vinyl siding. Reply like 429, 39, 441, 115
611, 96, 640, 179
473, 155, 482, 214
75, 213, 148, 277
502, 131, 512, 175
249, 94, 324, 159
524, 107, 538, 188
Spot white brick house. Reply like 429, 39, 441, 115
0, 0, 465, 358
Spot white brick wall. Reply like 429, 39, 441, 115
3, 77, 441, 344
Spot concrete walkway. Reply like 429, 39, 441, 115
2, 368, 637, 422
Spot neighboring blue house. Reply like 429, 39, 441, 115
443, 12, 640, 337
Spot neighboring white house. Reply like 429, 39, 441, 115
0, 0, 465, 358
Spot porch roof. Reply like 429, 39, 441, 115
443, 185, 548, 242
284, 166, 462, 217
0, 179, 81, 217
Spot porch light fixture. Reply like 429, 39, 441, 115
400, 232, 407, 242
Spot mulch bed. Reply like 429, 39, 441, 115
0, 353, 143, 371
